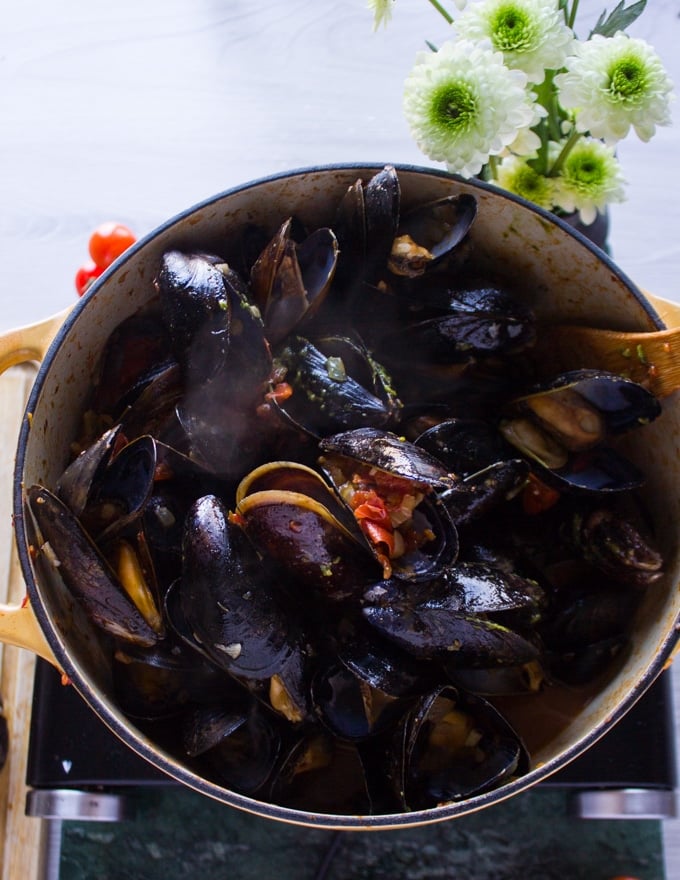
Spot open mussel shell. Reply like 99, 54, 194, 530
26, 485, 162, 647
388, 194, 477, 278
319, 427, 455, 489
56, 425, 123, 518
500, 370, 662, 494
250, 219, 339, 345
311, 660, 402, 741
332, 165, 401, 293
77, 434, 157, 542
269, 731, 374, 815
311, 632, 435, 741
181, 699, 282, 795
388, 685, 529, 811
438, 459, 531, 528
318, 427, 461, 582
112, 639, 237, 721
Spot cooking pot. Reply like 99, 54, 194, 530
1, 164, 678, 829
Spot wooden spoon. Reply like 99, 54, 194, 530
531, 294, 680, 399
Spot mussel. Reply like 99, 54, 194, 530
499, 370, 662, 493
387, 685, 529, 811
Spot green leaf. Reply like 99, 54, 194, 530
590, 0, 647, 38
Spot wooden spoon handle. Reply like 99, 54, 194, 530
535, 323, 680, 398
533, 295, 680, 398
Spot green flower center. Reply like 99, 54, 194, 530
564, 151, 606, 192
510, 165, 552, 203
490, 4, 535, 53
607, 54, 647, 103
430, 82, 477, 134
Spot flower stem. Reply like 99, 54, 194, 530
486, 155, 499, 181
567, 0, 580, 30
548, 127, 583, 176
425, 0, 454, 26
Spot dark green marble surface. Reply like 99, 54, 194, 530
60, 788, 664, 880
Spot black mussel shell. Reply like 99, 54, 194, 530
311, 661, 403, 740
274, 335, 401, 436
363, 165, 401, 284
113, 640, 237, 720
269, 732, 374, 815
250, 219, 339, 344
78, 434, 157, 542
27, 485, 161, 647
414, 418, 508, 476
500, 370, 662, 494
117, 361, 184, 444
388, 685, 528, 810
319, 427, 455, 489
56, 425, 123, 518
363, 563, 543, 667
89, 312, 175, 419
155, 250, 231, 376
388, 194, 477, 277
439, 459, 530, 527
179, 495, 303, 680
569, 507, 663, 587
334, 165, 400, 289
182, 700, 281, 795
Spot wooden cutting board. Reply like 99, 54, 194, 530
0, 365, 45, 879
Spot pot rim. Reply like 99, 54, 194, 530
12, 162, 677, 829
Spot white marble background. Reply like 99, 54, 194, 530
1, 0, 678, 329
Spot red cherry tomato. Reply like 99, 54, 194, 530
88, 222, 137, 270
522, 473, 561, 515
74, 260, 104, 296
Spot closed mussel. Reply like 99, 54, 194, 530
177, 495, 309, 710
272, 333, 402, 437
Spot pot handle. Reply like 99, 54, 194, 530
0, 307, 73, 671
0, 306, 73, 373
646, 292, 680, 330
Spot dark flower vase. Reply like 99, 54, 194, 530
559, 208, 610, 254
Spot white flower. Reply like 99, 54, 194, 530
555, 33, 674, 145
505, 97, 547, 156
496, 154, 557, 210
454, 0, 574, 84
403, 39, 537, 177
368, 0, 393, 30
551, 137, 626, 224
